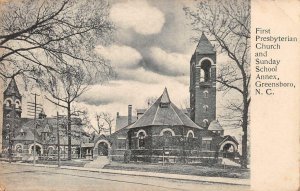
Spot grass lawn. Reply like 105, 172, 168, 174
104, 162, 250, 179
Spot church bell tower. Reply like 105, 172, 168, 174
2, 78, 22, 151
190, 33, 216, 128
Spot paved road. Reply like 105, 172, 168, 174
0, 163, 249, 191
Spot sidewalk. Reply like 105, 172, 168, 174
1, 161, 250, 186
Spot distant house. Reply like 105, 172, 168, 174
1, 79, 90, 160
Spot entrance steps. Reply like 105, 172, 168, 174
84, 156, 110, 169
221, 158, 240, 167
25, 156, 39, 161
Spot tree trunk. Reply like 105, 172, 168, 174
67, 102, 72, 160
241, 92, 249, 168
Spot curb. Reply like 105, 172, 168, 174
0, 162, 250, 186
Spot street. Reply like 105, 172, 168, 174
0, 163, 249, 191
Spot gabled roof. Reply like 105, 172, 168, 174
208, 120, 223, 131
195, 33, 215, 54
14, 117, 90, 145
218, 135, 239, 146
13, 128, 34, 141
4, 78, 21, 98
130, 88, 202, 129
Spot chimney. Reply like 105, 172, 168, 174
128, 105, 132, 125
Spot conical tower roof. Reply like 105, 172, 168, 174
195, 32, 215, 54
130, 88, 202, 129
160, 87, 170, 104
4, 78, 21, 99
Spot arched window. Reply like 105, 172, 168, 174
15, 101, 20, 109
15, 144, 23, 153
5, 100, 12, 107
186, 130, 195, 138
163, 130, 173, 137
203, 105, 209, 112
203, 119, 209, 127
159, 128, 175, 136
200, 59, 212, 82
203, 91, 208, 98
138, 131, 146, 149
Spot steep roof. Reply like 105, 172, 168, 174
13, 127, 34, 141
195, 33, 215, 54
130, 88, 202, 129
4, 78, 21, 98
14, 117, 90, 145
160, 87, 170, 103
208, 120, 223, 131
115, 115, 137, 131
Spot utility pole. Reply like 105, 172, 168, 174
27, 93, 41, 166
57, 111, 61, 167
79, 130, 82, 159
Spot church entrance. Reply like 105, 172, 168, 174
98, 142, 108, 156
222, 143, 235, 159
30, 144, 42, 156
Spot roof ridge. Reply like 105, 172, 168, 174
152, 104, 160, 125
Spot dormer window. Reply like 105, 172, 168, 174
160, 103, 169, 108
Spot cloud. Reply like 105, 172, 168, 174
146, 47, 190, 76
95, 45, 142, 69
78, 79, 189, 110
110, 0, 165, 35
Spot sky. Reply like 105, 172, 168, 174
12, 0, 242, 139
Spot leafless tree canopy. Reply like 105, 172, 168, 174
184, 0, 250, 168
94, 112, 114, 135
0, 0, 114, 83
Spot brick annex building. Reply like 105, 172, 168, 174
1, 79, 90, 160
93, 33, 239, 164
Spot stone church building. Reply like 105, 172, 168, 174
93, 33, 239, 164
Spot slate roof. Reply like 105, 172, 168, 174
115, 115, 137, 131
4, 78, 21, 98
208, 120, 223, 131
195, 33, 215, 54
214, 135, 239, 146
13, 117, 90, 145
130, 88, 202, 129
13, 127, 34, 141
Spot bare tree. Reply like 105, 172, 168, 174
95, 112, 114, 135
44, 65, 91, 160
145, 96, 158, 108
184, 0, 250, 168
0, 0, 113, 83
